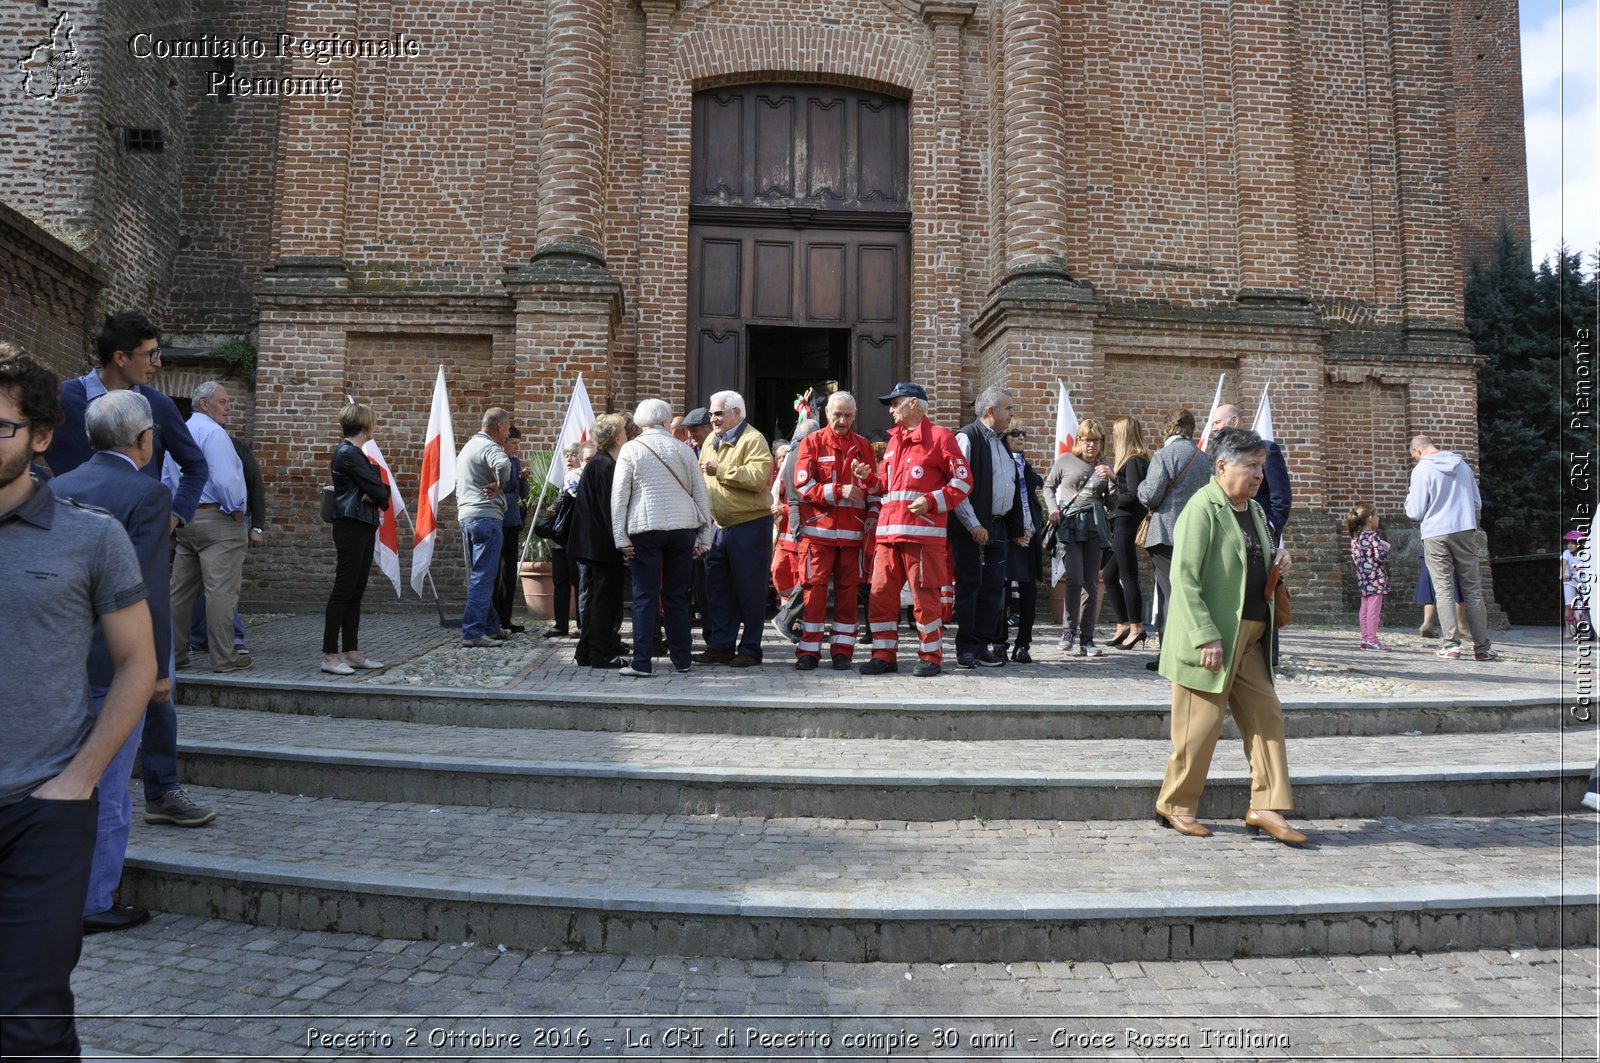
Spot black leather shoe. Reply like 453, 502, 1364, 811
976, 650, 1005, 667
860, 658, 898, 675
831, 655, 853, 671
956, 653, 978, 669
1010, 647, 1032, 664
912, 661, 941, 677
84, 904, 151, 934
795, 655, 819, 671
693, 648, 736, 665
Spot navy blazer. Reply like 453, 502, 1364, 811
43, 376, 208, 525
1255, 440, 1292, 542
48, 451, 174, 685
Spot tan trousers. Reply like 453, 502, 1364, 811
1156, 618, 1293, 816
170, 509, 249, 670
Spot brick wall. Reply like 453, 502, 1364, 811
0, 201, 104, 379
0, 0, 1526, 622
1451, 0, 1531, 271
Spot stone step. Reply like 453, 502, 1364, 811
176, 676, 1568, 741
121, 788, 1598, 963
172, 708, 1588, 820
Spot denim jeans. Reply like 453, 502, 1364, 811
84, 685, 143, 916
461, 517, 504, 639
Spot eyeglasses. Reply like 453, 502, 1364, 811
139, 424, 158, 440
1005, 430, 1027, 439
0, 418, 32, 440
709, 409, 728, 418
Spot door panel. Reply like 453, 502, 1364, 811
699, 240, 742, 318
805, 243, 847, 323
688, 85, 911, 412
753, 241, 794, 320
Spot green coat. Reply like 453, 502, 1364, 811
1156, 477, 1276, 693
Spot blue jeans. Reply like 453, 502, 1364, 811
628, 528, 696, 673
190, 595, 246, 651
461, 517, 504, 639
705, 514, 773, 659
84, 685, 143, 916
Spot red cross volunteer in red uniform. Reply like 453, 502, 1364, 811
861, 382, 972, 677
791, 391, 880, 671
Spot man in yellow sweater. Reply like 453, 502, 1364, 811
695, 390, 774, 666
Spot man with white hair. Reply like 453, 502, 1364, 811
49, 390, 195, 932
167, 381, 251, 673
695, 390, 773, 667
951, 386, 1029, 668
1209, 403, 1290, 545
790, 393, 878, 670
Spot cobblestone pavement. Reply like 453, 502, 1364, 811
217, 612, 1572, 706
75, 918, 1597, 1060
129, 797, 1592, 899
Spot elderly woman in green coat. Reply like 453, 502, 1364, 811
1153, 427, 1308, 846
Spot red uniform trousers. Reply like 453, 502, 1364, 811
772, 542, 800, 598
796, 540, 864, 661
868, 540, 948, 664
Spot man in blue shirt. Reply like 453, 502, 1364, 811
43, 310, 208, 528
165, 381, 251, 673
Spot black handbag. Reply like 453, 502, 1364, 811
533, 491, 575, 545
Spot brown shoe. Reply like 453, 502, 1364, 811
728, 653, 761, 668
693, 648, 736, 664
1155, 809, 1211, 838
1243, 808, 1309, 847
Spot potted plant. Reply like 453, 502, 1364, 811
518, 449, 558, 617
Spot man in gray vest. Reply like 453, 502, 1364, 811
951, 387, 1030, 668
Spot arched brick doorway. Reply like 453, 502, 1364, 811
687, 83, 910, 438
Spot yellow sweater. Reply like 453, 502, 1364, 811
704, 422, 773, 527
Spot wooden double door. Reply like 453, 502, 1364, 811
687, 84, 911, 437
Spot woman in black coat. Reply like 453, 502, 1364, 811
322, 403, 391, 675
569, 413, 628, 669
1102, 415, 1151, 649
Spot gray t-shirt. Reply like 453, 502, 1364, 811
0, 479, 147, 805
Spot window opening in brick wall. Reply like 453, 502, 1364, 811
123, 127, 164, 154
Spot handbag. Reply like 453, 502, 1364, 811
319, 485, 336, 524
1135, 445, 1202, 550
533, 490, 575, 545
1269, 567, 1292, 628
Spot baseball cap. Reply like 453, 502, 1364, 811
878, 381, 928, 405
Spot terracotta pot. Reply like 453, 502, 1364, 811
519, 560, 555, 618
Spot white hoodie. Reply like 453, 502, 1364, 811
1404, 450, 1481, 537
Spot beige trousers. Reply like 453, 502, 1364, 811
1156, 618, 1293, 816
170, 508, 249, 670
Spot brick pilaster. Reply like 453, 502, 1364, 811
996, 0, 1070, 281
1229, 0, 1305, 298
535, 0, 613, 266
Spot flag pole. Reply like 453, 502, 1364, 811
390, 497, 452, 626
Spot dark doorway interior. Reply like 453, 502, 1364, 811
747, 325, 849, 443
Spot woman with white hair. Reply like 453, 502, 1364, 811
610, 398, 714, 676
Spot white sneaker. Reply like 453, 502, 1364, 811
618, 664, 655, 678
1057, 630, 1075, 652
1583, 792, 1600, 811
1080, 642, 1104, 658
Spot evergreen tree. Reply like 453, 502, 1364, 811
1467, 232, 1598, 557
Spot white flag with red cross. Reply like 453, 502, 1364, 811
410, 365, 457, 596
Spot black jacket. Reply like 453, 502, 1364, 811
330, 440, 391, 526
951, 421, 1026, 542
570, 450, 621, 564
1110, 455, 1150, 521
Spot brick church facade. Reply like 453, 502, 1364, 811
1, 0, 1528, 613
